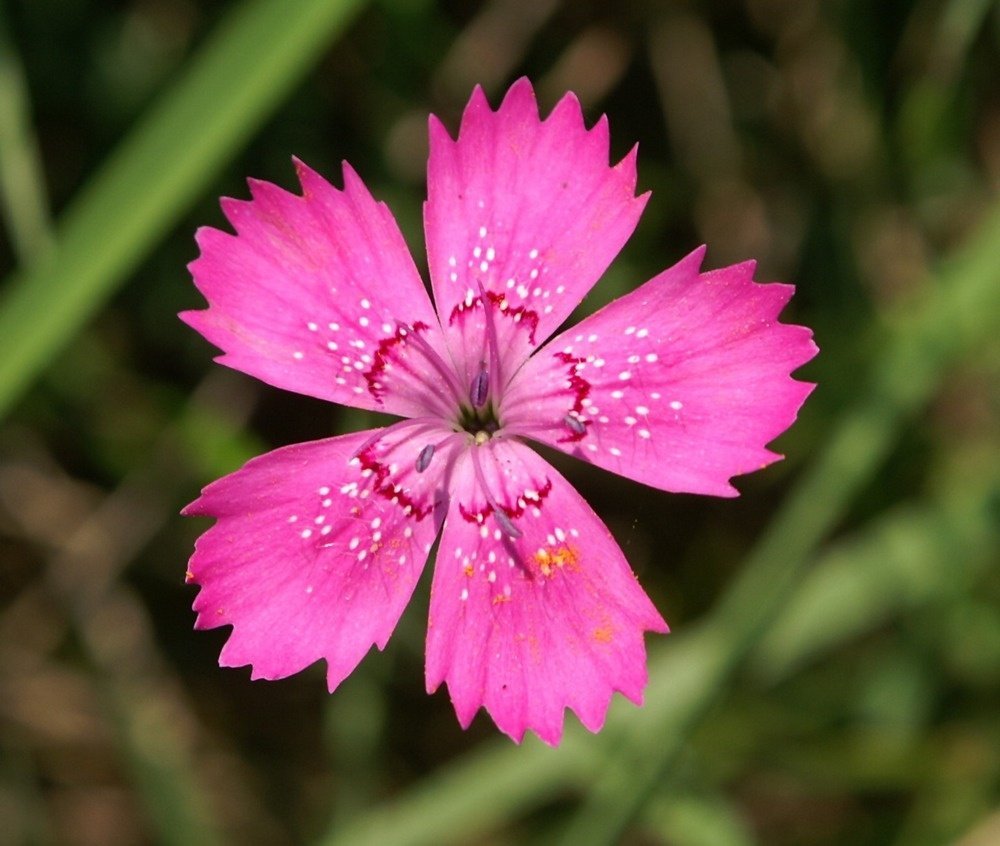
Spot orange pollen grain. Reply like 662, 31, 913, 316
533, 544, 580, 577
463, 564, 474, 577
593, 625, 614, 643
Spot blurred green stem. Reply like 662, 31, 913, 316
0, 11, 52, 263
0, 0, 367, 419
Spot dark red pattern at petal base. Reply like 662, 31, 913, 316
552, 352, 592, 442
363, 321, 430, 402
449, 291, 540, 345
458, 476, 553, 525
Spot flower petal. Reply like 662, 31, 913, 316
425, 77, 648, 387
425, 439, 667, 745
183, 426, 453, 691
503, 247, 818, 496
183, 159, 456, 418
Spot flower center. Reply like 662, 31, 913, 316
457, 400, 501, 442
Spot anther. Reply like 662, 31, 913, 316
469, 438, 522, 540
493, 508, 522, 539
470, 362, 489, 408
415, 444, 435, 473
563, 414, 586, 435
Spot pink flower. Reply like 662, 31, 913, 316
181, 78, 817, 745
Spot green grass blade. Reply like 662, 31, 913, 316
0, 10, 53, 262
0, 0, 367, 419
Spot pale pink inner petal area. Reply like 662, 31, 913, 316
183, 426, 455, 691
425, 439, 667, 746
425, 77, 648, 383
183, 159, 455, 418
502, 247, 818, 497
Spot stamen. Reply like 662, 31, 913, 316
477, 281, 504, 396
563, 414, 586, 435
470, 362, 489, 408
415, 443, 435, 473
493, 509, 522, 539
352, 416, 441, 461
469, 443, 522, 539
398, 322, 466, 406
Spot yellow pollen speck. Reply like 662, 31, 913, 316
474, 430, 490, 445
492, 593, 510, 605
463, 564, 474, 577
533, 544, 580, 577
185, 569, 195, 582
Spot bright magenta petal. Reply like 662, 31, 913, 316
425, 78, 648, 386
183, 428, 450, 691
425, 439, 667, 745
183, 160, 454, 417
503, 247, 818, 496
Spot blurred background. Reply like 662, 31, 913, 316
1, 0, 998, 844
